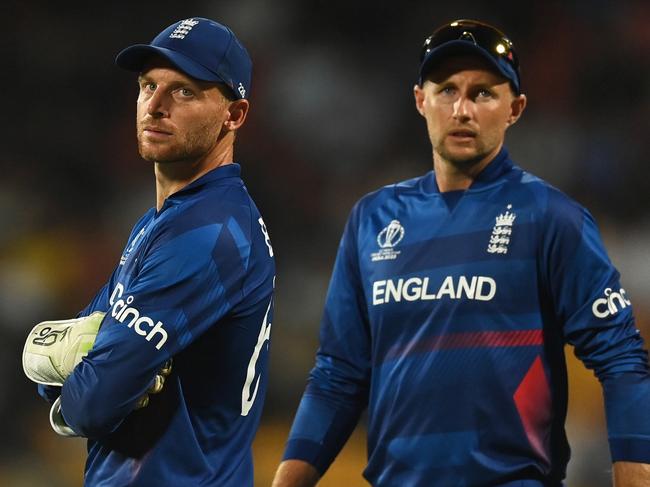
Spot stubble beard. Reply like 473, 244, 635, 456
434, 137, 489, 171
137, 123, 220, 164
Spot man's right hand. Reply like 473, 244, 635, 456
49, 357, 174, 437
134, 359, 173, 409
272, 460, 320, 487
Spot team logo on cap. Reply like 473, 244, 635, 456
169, 18, 199, 40
372, 220, 404, 262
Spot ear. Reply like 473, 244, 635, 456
506, 93, 527, 127
223, 99, 250, 131
413, 84, 426, 117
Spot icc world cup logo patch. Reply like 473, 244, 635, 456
372, 220, 405, 262
377, 220, 405, 248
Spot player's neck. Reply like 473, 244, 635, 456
433, 146, 500, 193
154, 143, 234, 211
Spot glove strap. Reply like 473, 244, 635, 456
49, 396, 79, 437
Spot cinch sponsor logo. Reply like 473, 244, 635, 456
591, 287, 631, 319
372, 275, 496, 306
109, 283, 168, 350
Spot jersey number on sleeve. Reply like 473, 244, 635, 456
240, 297, 273, 416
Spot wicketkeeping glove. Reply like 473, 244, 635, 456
22, 312, 105, 386
24, 312, 174, 436
48, 358, 174, 437
134, 358, 173, 409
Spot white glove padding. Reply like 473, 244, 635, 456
49, 396, 78, 437
23, 312, 105, 386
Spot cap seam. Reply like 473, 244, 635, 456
159, 45, 223, 79
215, 27, 236, 85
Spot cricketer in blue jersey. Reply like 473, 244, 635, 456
273, 20, 650, 487
22, 18, 275, 486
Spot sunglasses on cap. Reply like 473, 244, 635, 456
419, 19, 521, 93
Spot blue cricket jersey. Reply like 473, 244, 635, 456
283, 149, 650, 486
47, 163, 275, 486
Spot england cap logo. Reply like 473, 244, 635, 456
115, 17, 252, 100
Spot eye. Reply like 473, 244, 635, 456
179, 88, 194, 98
439, 86, 456, 96
477, 88, 492, 98
138, 81, 156, 94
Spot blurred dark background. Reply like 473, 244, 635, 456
2, 1, 649, 485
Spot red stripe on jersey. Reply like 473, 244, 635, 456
386, 329, 543, 358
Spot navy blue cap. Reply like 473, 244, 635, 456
418, 20, 521, 95
116, 18, 252, 99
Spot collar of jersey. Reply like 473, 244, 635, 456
163, 162, 242, 208
424, 147, 514, 194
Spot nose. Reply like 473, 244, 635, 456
452, 95, 471, 122
146, 88, 169, 119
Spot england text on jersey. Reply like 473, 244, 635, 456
372, 275, 496, 305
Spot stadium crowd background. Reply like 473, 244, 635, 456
2, 1, 649, 485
